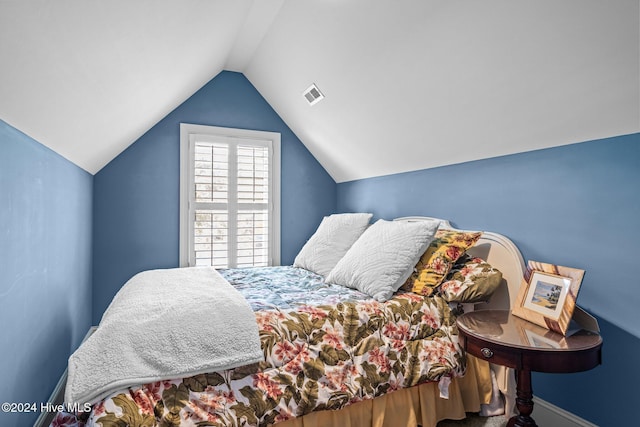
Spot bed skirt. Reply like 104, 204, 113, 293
274, 355, 492, 427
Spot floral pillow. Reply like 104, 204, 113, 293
438, 254, 503, 303
402, 229, 482, 296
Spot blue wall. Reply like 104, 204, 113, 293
92, 71, 336, 323
337, 132, 640, 426
0, 120, 93, 427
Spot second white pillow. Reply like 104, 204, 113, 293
325, 219, 440, 301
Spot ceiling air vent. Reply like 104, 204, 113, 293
303, 83, 324, 106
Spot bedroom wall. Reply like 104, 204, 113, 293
336, 132, 640, 426
0, 120, 93, 427
92, 71, 336, 324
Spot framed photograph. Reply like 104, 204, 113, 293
523, 271, 571, 319
512, 261, 585, 335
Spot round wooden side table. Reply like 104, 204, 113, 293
456, 309, 602, 427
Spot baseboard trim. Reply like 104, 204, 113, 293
533, 396, 598, 427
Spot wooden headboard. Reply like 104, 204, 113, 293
395, 216, 526, 311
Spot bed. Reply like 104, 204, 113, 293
49, 215, 525, 427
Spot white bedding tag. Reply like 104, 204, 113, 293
438, 376, 451, 399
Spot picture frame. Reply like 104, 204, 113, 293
523, 271, 571, 319
511, 261, 585, 335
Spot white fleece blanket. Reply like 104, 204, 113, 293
65, 267, 262, 405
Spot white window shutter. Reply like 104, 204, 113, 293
180, 124, 280, 268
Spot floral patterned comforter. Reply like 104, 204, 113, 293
51, 266, 466, 427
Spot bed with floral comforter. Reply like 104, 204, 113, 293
51, 266, 467, 427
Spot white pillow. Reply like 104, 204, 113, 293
325, 219, 440, 302
293, 213, 373, 277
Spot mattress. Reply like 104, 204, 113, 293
51, 266, 467, 427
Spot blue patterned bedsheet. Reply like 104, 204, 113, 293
218, 265, 374, 311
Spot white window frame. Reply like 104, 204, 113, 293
180, 123, 281, 268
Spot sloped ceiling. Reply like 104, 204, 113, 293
1, 0, 638, 181
0, 0, 278, 174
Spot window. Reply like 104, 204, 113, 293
180, 124, 280, 268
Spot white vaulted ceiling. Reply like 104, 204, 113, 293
1, 0, 638, 180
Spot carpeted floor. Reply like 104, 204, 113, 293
437, 413, 508, 427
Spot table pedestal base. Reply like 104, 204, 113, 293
507, 369, 537, 427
